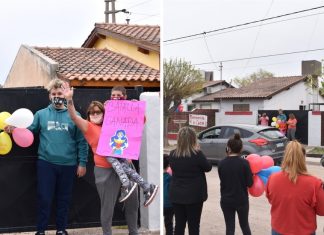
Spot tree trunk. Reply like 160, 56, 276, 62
163, 115, 170, 147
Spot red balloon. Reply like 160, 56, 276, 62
261, 156, 274, 169
248, 175, 264, 197
246, 154, 263, 174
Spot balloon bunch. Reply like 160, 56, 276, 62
270, 117, 279, 128
270, 117, 287, 134
246, 154, 281, 197
0, 108, 34, 155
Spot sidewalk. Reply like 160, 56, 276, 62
1, 227, 160, 235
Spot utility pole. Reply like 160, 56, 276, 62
104, 0, 129, 23
219, 61, 223, 81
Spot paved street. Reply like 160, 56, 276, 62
196, 157, 324, 235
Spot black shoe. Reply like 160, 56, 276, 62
35, 232, 45, 235
143, 184, 159, 207
56, 231, 68, 235
119, 182, 138, 203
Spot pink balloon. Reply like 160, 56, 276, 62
248, 175, 264, 197
166, 167, 172, 175
12, 128, 34, 147
261, 156, 274, 169
246, 154, 263, 174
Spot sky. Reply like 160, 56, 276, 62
163, 0, 324, 85
0, 0, 160, 85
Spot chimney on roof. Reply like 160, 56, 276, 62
199, 70, 214, 81
302, 60, 322, 77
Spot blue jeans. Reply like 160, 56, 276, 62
36, 159, 77, 232
272, 229, 315, 235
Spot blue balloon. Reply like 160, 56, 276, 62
258, 166, 281, 178
258, 174, 268, 185
268, 166, 281, 174
257, 166, 281, 186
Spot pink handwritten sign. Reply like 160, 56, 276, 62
96, 100, 146, 160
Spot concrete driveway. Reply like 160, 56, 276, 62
196, 157, 324, 235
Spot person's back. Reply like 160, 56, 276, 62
218, 133, 253, 235
169, 149, 212, 204
266, 140, 324, 235
218, 156, 253, 206
169, 126, 212, 235
267, 172, 324, 234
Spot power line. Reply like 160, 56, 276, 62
164, 11, 324, 46
132, 14, 159, 23
164, 5, 324, 43
128, 0, 153, 9
244, 0, 274, 71
193, 48, 324, 66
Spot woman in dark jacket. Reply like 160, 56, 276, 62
169, 126, 212, 235
218, 133, 253, 235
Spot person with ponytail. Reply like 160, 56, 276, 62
218, 133, 253, 235
169, 126, 212, 235
266, 140, 324, 235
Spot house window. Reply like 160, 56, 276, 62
137, 47, 150, 55
201, 104, 212, 109
233, 104, 250, 111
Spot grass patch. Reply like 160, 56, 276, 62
112, 225, 128, 229
309, 147, 324, 154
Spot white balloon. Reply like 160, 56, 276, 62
5, 108, 34, 128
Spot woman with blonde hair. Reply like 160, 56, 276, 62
266, 140, 324, 235
169, 126, 212, 235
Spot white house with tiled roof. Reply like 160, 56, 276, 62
193, 75, 324, 111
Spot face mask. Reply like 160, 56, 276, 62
52, 97, 66, 106
111, 96, 125, 100
90, 113, 103, 124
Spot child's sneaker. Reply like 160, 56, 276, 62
144, 184, 159, 207
119, 182, 137, 203
56, 231, 68, 235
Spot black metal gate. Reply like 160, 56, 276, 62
258, 110, 308, 145
0, 87, 143, 233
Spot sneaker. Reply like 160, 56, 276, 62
35, 232, 45, 235
56, 231, 68, 235
143, 184, 159, 207
119, 182, 138, 203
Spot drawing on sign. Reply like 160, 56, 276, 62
97, 100, 146, 160
110, 129, 128, 155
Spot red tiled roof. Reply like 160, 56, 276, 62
34, 47, 160, 82
82, 23, 160, 52
193, 76, 306, 102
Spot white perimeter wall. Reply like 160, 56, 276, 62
308, 111, 322, 146
139, 92, 160, 231
216, 111, 259, 125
